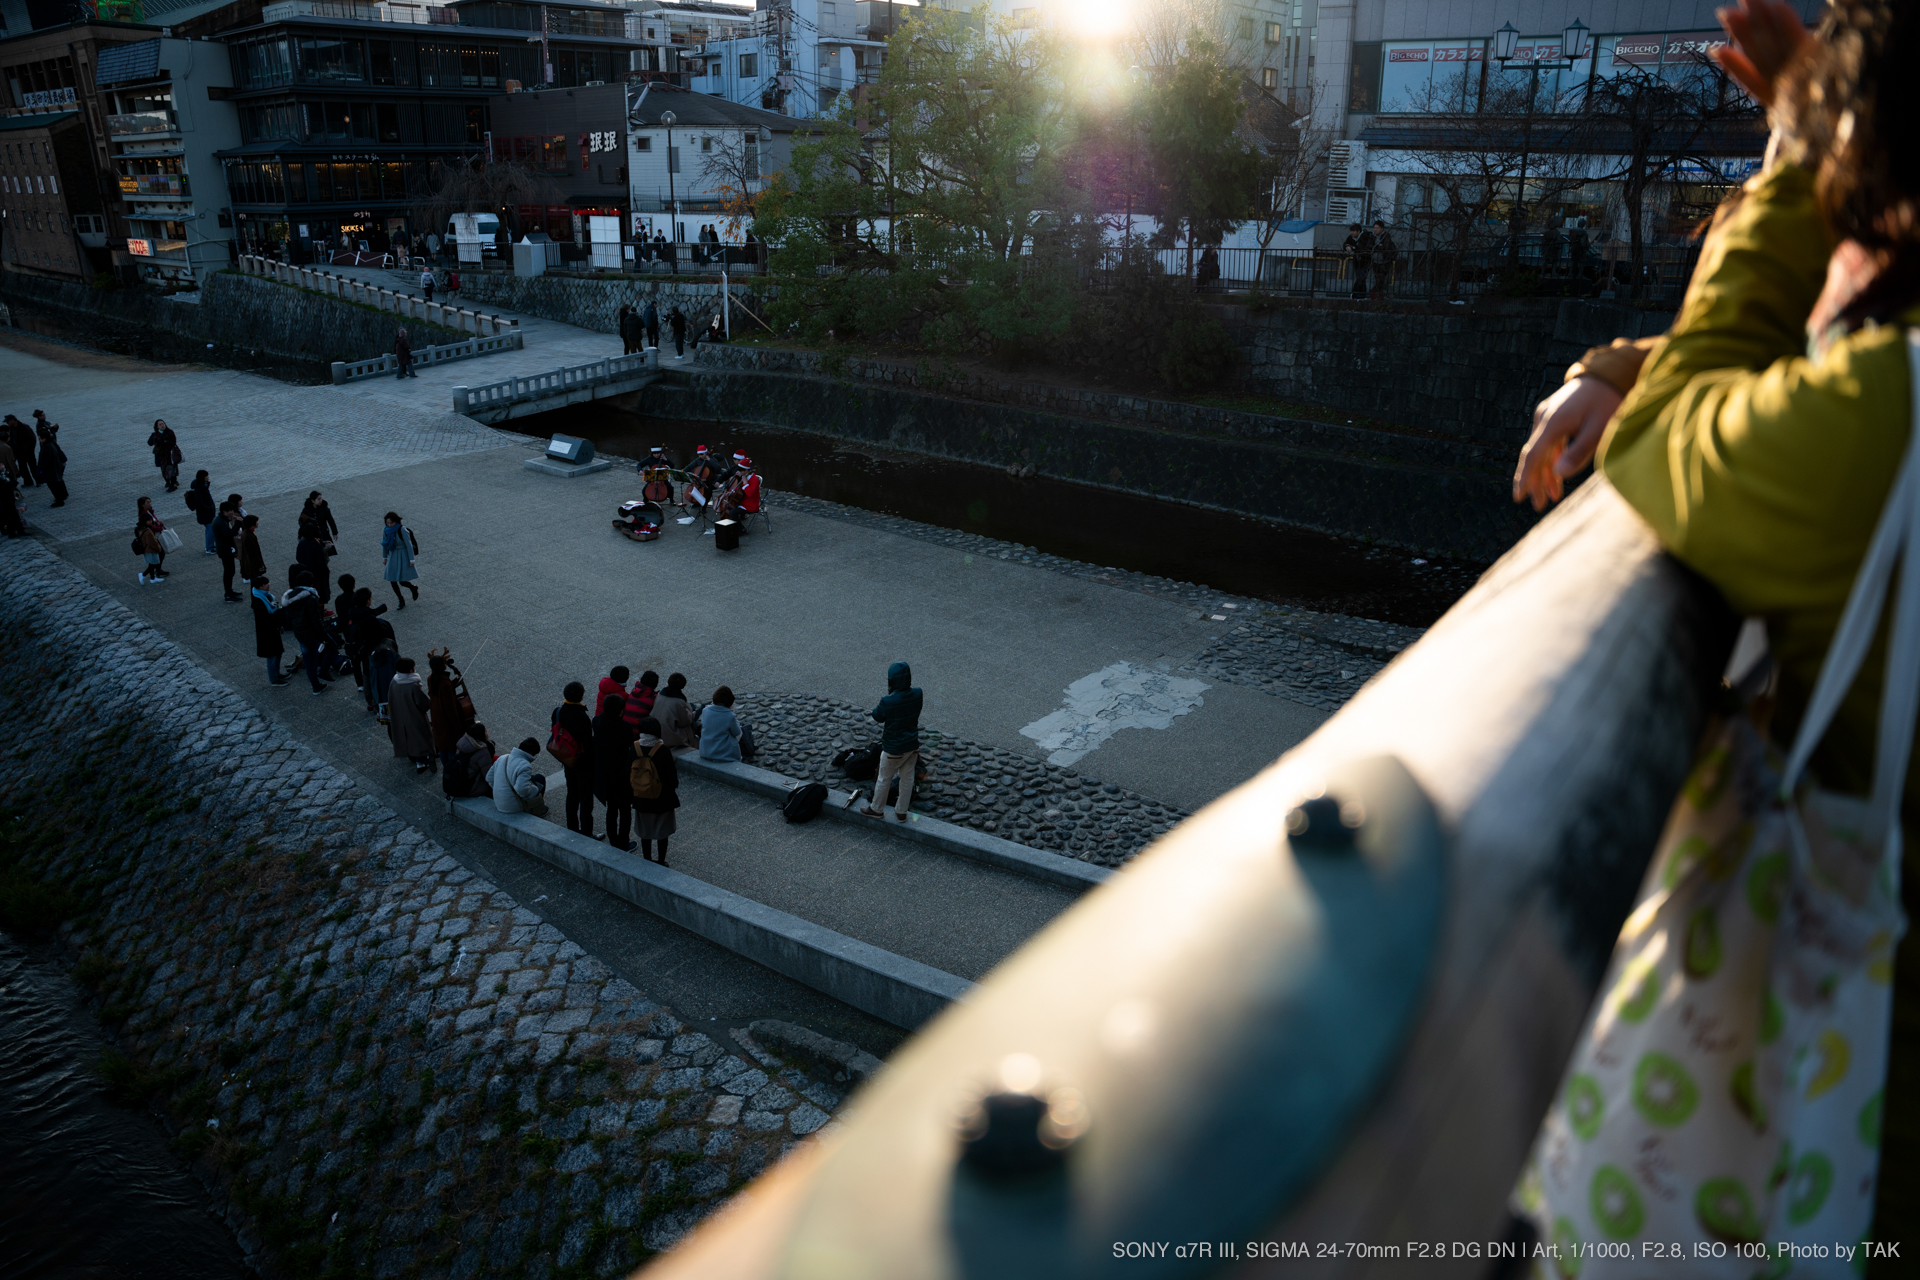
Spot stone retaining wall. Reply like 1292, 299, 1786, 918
454, 272, 761, 337
642, 371, 1535, 561
0, 270, 465, 368
0, 538, 841, 1278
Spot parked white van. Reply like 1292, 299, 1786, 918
447, 212, 502, 258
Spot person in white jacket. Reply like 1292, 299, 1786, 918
488, 738, 548, 816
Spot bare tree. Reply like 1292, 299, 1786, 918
1583, 57, 1758, 300
699, 129, 774, 239
408, 157, 559, 243
1396, 74, 1595, 295
1244, 79, 1333, 289
1128, 0, 1265, 74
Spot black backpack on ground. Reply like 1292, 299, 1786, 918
781, 782, 828, 824
442, 750, 472, 798
833, 743, 882, 781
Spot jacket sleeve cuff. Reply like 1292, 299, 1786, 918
1565, 336, 1661, 395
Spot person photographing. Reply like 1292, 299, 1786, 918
862, 662, 922, 822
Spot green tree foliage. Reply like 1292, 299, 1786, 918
1136, 38, 1262, 277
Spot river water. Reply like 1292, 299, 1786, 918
0, 934, 253, 1278
558, 410, 1486, 627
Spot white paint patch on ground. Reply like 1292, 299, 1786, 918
1020, 662, 1210, 766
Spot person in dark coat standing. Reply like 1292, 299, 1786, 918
4, 414, 37, 487
238, 514, 267, 581
283, 572, 333, 696
552, 680, 596, 839
427, 654, 469, 774
250, 575, 288, 686
295, 526, 333, 606
147, 419, 182, 491
302, 491, 339, 541
32, 414, 66, 507
630, 715, 679, 865
213, 502, 242, 601
617, 304, 638, 355
593, 694, 638, 852
187, 469, 217, 552
862, 661, 923, 821
668, 306, 687, 358
642, 299, 659, 350
387, 657, 435, 773
394, 327, 417, 379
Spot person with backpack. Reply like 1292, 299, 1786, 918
630, 715, 678, 865
488, 738, 548, 816
282, 571, 334, 696
381, 510, 421, 608
550, 681, 596, 839
348, 587, 398, 716
653, 673, 695, 749
594, 694, 638, 851
186, 469, 217, 552
862, 661, 923, 822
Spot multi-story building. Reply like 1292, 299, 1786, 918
484, 78, 630, 249
625, 79, 793, 237
95, 35, 242, 286
621, 0, 753, 89
0, 108, 110, 279
686, 0, 889, 118
205, 0, 643, 262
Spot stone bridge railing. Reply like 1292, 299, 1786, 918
453, 350, 657, 422
236, 253, 516, 339
328, 329, 525, 384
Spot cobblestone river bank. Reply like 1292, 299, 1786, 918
0, 538, 846, 1278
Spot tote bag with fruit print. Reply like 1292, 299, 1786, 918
1515, 336, 1920, 1278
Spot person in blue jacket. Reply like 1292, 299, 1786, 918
863, 661, 922, 821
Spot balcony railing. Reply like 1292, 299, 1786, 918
107, 110, 177, 136
261, 0, 455, 23
119, 173, 189, 197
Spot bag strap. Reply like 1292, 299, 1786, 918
1779, 331, 1920, 859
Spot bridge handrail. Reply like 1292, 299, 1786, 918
452, 350, 657, 415
647, 478, 1739, 1278
328, 329, 525, 384
234, 253, 517, 340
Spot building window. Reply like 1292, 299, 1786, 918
739, 52, 758, 78
1261, 66, 1278, 90
1236, 15, 1255, 40
743, 134, 759, 178
635, 136, 652, 151
1011, 8, 1038, 29
1266, 21, 1282, 44
669, 145, 679, 174
701, 135, 713, 152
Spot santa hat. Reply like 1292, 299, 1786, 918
735, 454, 753, 469
695, 445, 710, 455
732, 451, 748, 465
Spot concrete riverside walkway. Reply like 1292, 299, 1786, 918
8, 333, 1333, 1022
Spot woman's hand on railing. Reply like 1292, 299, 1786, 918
1513, 375, 1623, 511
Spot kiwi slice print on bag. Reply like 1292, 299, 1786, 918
1860, 1092, 1883, 1147
1695, 1176, 1764, 1243
1729, 1060, 1768, 1133
1745, 850, 1790, 924
1785, 1151, 1833, 1225
1565, 1074, 1604, 1141
1685, 906, 1723, 979
1590, 1165, 1645, 1239
1633, 1052, 1699, 1127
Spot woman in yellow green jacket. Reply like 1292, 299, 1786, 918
1549, 0, 1918, 1242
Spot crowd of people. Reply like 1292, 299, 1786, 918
0, 409, 67, 535
617, 444, 763, 540
615, 300, 728, 359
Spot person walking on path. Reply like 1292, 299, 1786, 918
420, 267, 436, 304
302, 491, 339, 541
381, 511, 420, 608
594, 693, 638, 851
213, 502, 242, 601
642, 299, 659, 351
386, 657, 435, 773
135, 497, 167, 585
250, 575, 287, 685
427, 653, 469, 774
552, 681, 597, 839
238, 514, 267, 582
32, 414, 66, 507
698, 686, 755, 762
669, 306, 687, 359
136, 495, 171, 579
4, 414, 38, 488
631, 715, 678, 864
186, 469, 217, 552
862, 661, 923, 821
653, 673, 695, 748
394, 327, 417, 379
147, 419, 182, 492
487, 739, 549, 816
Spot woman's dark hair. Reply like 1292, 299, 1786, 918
639, 669, 659, 688
1784, 1, 1918, 312
338, 574, 356, 592
354, 587, 373, 604
385, 511, 401, 523
604, 694, 627, 716
242, 514, 259, 530
520, 737, 541, 754
468, 722, 487, 739
665, 672, 686, 694
309, 490, 322, 501
429, 653, 447, 672
153, 418, 166, 429
396, 657, 416, 673
250, 575, 268, 587
610, 665, 630, 683
195, 469, 209, 480
636, 716, 662, 737
564, 680, 585, 701
712, 686, 734, 708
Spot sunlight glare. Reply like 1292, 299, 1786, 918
1057, 0, 1132, 40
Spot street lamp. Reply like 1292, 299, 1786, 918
1491, 17, 1590, 259
662, 108, 678, 274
